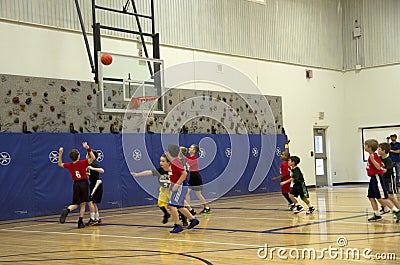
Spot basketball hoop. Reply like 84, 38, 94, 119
130, 96, 159, 109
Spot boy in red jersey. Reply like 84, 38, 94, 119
167, 144, 199, 233
272, 150, 294, 210
185, 144, 210, 214
364, 139, 400, 222
58, 142, 95, 228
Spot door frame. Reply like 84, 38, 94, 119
313, 126, 331, 187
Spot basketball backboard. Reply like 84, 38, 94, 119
97, 52, 164, 114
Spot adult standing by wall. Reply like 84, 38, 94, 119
389, 134, 400, 187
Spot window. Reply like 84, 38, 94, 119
314, 135, 324, 154
315, 159, 325, 175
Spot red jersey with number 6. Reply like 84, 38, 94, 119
63, 159, 89, 181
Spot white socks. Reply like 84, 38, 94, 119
90, 212, 100, 220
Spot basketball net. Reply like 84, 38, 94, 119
130, 96, 159, 109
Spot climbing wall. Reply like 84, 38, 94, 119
152, 89, 283, 134
0, 74, 124, 133
0, 74, 283, 134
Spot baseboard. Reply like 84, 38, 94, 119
332, 182, 369, 186
307, 182, 369, 188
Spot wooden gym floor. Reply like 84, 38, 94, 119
0, 185, 399, 264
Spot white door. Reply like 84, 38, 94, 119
313, 128, 328, 187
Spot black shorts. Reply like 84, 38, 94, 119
383, 175, 398, 194
72, 179, 89, 205
290, 183, 309, 200
89, 180, 103, 203
188, 172, 203, 191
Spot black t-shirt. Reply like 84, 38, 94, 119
151, 167, 171, 188
380, 156, 394, 179
291, 167, 304, 186
87, 162, 101, 183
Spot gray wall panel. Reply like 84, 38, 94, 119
363, 0, 400, 67
1, 0, 399, 70
157, 0, 195, 47
342, 0, 400, 69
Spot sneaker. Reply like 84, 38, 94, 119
189, 209, 197, 216
368, 213, 382, 222
59, 209, 69, 224
294, 205, 304, 214
200, 207, 211, 214
187, 218, 200, 229
78, 221, 85, 229
97, 218, 102, 224
394, 210, 400, 223
87, 219, 96, 226
182, 220, 189, 227
170, 224, 183, 233
288, 203, 295, 211
162, 213, 171, 224
379, 206, 390, 215
306, 206, 316, 214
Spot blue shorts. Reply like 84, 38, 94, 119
368, 175, 388, 199
168, 180, 188, 208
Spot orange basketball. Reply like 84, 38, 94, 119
101, 53, 113, 65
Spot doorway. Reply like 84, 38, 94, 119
313, 128, 328, 187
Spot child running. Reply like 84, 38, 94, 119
272, 150, 293, 210
131, 154, 172, 224
378, 142, 400, 215
185, 144, 211, 214
58, 141, 95, 228
281, 155, 316, 214
167, 144, 199, 233
364, 139, 400, 222
87, 150, 105, 226
178, 146, 190, 226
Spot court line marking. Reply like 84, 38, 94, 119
0, 228, 263, 248
0, 191, 374, 225
15, 208, 389, 226
4, 217, 399, 237
1, 229, 398, 261
2, 227, 395, 251
3, 205, 398, 230
20, 214, 400, 228
5, 222, 51, 230
0, 248, 214, 264
18, 215, 398, 230
1, 191, 397, 230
